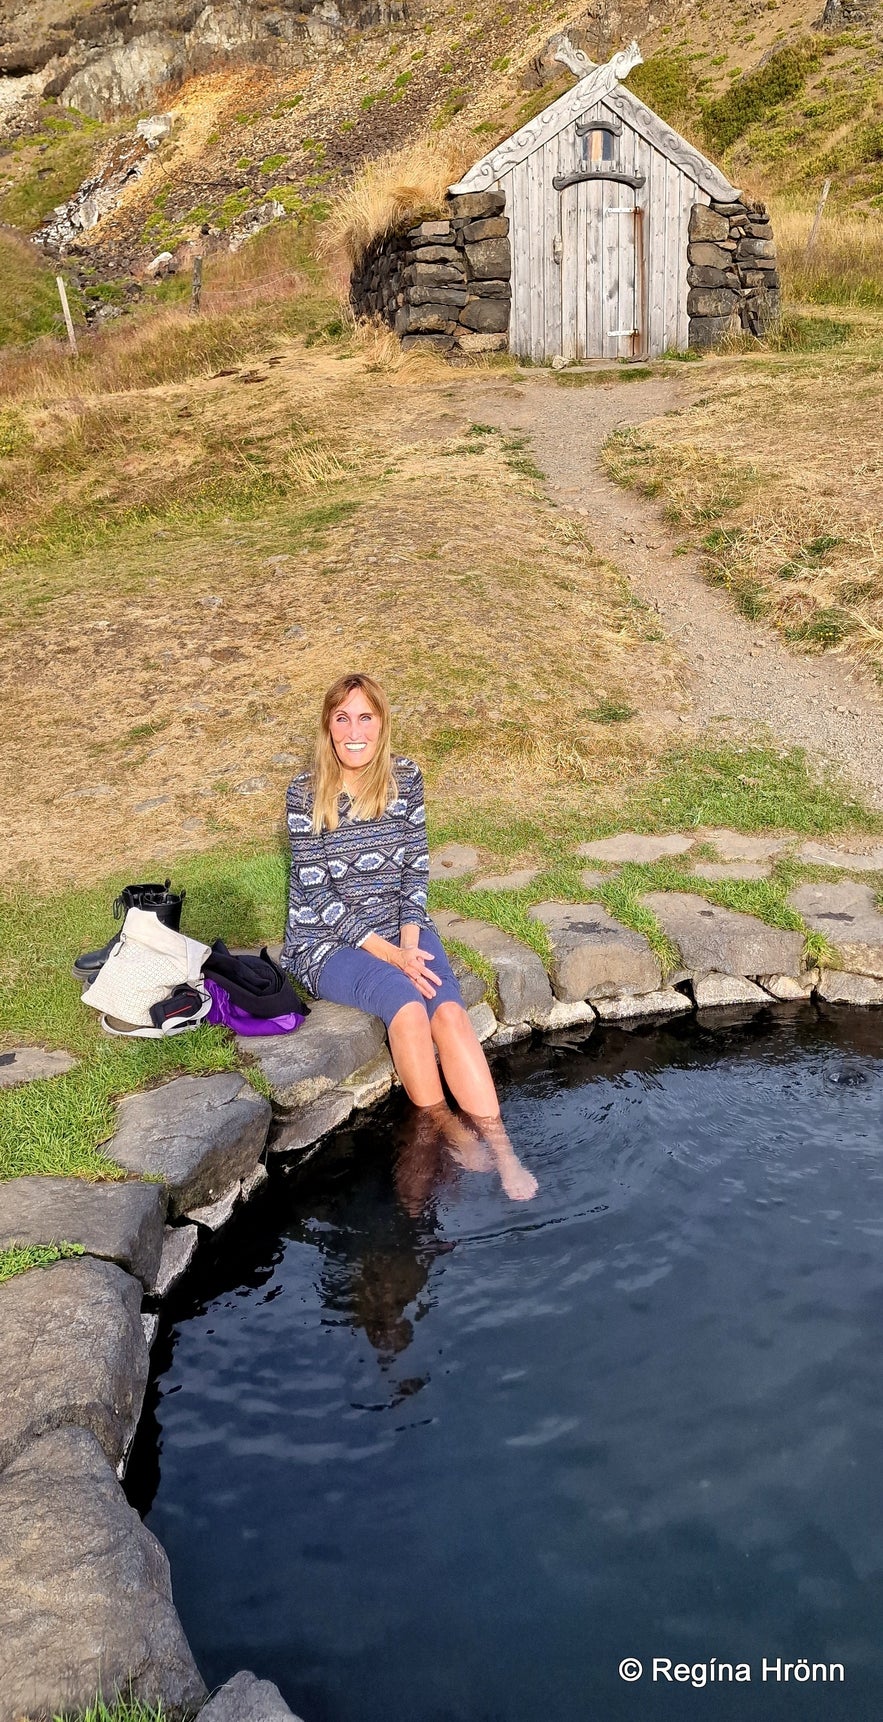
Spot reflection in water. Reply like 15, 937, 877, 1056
127, 1009, 883, 1722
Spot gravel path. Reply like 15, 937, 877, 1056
471, 373, 883, 810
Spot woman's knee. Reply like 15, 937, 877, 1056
389, 998, 434, 1039
430, 999, 473, 1039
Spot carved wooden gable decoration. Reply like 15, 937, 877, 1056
449, 39, 741, 361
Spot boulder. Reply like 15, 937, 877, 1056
692, 974, 771, 1009
447, 190, 506, 219
432, 910, 554, 1024
689, 314, 739, 349
736, 237, 776, 259
151, 1223, 199, 1297
108, 1073, 270, 1218
459, 297, 510, 333
528, 903, 661, 1001
468, 1001, 497, 1042
200, 1670, 304, 1722
816, 972, 883, 1006
410, 262, 466, 284
184, 1182, 240, 1231
592, 989, 693, 1021
0, 1177, 165, 1290
688, 265, 739, 289
408, 220, 454, 243
0, 1256, 147, 1472
787, 881, 883, 977
455, 331, 508, 353
241, 1162, 269, 1201
340, 1049, 396, 1109
447, 952, 486, 1008
577, 832, 693, 864
535, 999, 596, 1031
688, 206, 730, 243
405, 245, 461, 265
244, 1001, 385, 1108
487, 1022, 532, 1048
0, 1427, 206, 1722
464, 237, 511, 280
0, 1047, 77, 1088
399, 305, 457, 334
760, 972, 817, 1001
642, 892, 804, 978
269, 1088, 354, 1155
409, 286, 469, 306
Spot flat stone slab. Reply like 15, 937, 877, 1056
576, 833, 694, 863
0, 1177, 165, 1291
592, 988, 693, 1022
108, 1073, 271, 1218
691, 860, 771, 881
788, 881, 883, 978
472, 867, 539, 891
795, 841, 883, 871
816, 972, 883, 1005
698, 828, 794, 861
529, 902, 661, 1001
578, 869, 606, 892
642, 892, 804, 979
200, 1670, 304, 1722
151, 1224, 199, 1297
0, 1427, 206, 1720
242, 1000, 386, 1107
0, 1047, 77, 1089
428, 842, 479, 879
433, 909, 553, 1023
0, 1256, 147, 1473
269, 1087, 354, 1155
693, 974, 771, 1009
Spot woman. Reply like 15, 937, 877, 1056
282, 673, 537, 1203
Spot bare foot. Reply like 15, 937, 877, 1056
428, 1103, 494, 1172
469, 1112, 539, 1203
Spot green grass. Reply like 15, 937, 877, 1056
55, 1694, 171, 1722
0, 1241, 84, 1284
0, 110, 109, 233
0, 232, 70, 347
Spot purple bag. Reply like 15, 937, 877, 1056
204, 976, 307, 1037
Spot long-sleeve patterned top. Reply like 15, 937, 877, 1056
281, 756, 433, 996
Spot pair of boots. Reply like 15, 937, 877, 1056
74, 879, 186, 982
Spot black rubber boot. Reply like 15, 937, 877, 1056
74, 880, 186, 981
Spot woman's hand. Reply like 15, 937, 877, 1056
360, 932, 442, 1000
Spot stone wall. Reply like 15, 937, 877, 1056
688, 196, 781, 349
350, 189, 512, 356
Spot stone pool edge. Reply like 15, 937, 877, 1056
2, 894, 882, 1722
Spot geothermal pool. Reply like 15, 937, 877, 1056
128, 1007, 883, 1721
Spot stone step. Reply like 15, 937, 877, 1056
107, 1073, 271, 1219
528, 902, 661, 1001
432, 909, 554, 1023
788, 881, 883, 978
642, 892, 804, 979
241, 1000, 386, 1109
0, 1047, 77, 1090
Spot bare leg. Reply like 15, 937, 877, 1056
430, 1002, 538, 1202
387, 1000, 445, 1107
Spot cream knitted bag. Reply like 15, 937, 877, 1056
81, 906, 211, 1028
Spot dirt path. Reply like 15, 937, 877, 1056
469, 372, 883, 811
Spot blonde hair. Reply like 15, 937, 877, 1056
310, 673, 398, 834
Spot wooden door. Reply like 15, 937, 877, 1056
559, 179, 645, 361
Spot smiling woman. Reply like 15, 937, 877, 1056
282, 672, 538, 1201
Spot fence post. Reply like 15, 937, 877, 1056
191, 254, 203, 316
55, 276, 78, 355
805, 178, 831, 258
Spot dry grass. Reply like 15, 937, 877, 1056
603, 321, 883, 677
322, 132, 476, 272
0, 346, 685, 888
773, 203, 883, 308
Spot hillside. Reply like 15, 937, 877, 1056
0, 0, 881, 316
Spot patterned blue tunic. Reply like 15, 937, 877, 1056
281, 756, 433, 996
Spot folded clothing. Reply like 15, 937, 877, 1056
203, 975, 306, 1036
202, 940, 306, 1022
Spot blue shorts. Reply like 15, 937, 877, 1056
317, 927, 464, 1028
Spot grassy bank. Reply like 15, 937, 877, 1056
2, 741, 878, 1184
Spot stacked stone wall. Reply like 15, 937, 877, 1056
350, 188, 512, 356
688, 196, 780, 349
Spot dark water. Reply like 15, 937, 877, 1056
127, 1008, 883, 1722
